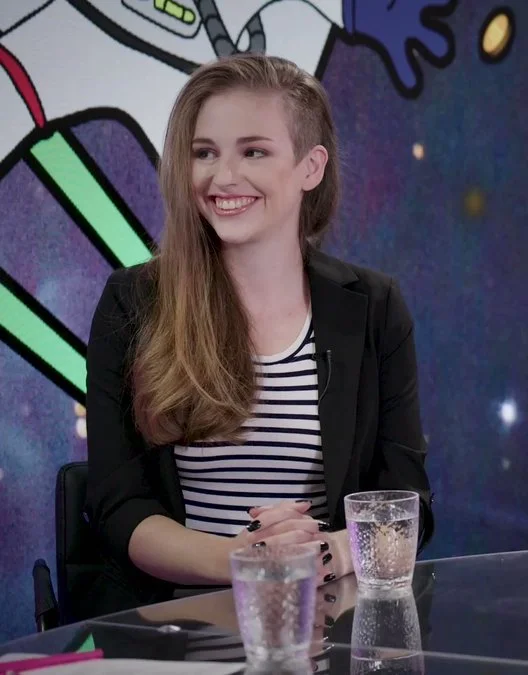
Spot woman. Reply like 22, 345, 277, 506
86, 54, 433, 618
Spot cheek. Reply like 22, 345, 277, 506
191, 164, 209, 197
270, 170, 304, 206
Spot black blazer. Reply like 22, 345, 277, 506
85, 249, 433, 614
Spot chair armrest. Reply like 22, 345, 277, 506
32, 559, 60, 632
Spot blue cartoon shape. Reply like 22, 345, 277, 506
342, 0, 456, 94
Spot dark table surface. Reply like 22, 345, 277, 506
2, 551, 528, 673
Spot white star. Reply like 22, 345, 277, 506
499, 400, 517, 426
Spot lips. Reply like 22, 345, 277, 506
208, 195, 259, 217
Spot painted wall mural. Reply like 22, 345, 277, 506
1, 0, 525, 641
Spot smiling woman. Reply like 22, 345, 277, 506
191, 89, 328, 249
85, 54, 433, 619
134, 55, 339, 446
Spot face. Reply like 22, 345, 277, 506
191, 88, 327, 250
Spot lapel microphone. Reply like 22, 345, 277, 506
311, 349, 333, 405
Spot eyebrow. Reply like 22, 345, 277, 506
192, 135, 274, 145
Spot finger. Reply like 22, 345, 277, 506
318, 571, 337, 587
316, 557, 334, 586
419, 0, 456, 11
253, 529, 315, 547
246, 512, 313, 539
310, 624, 325, 655
246, 507, 314, 534
248, 503, 307, 519
248, 500, 312, 519
313, 603, 326, 630
316, 586, 336, 610
391, 43, 419, 90
248, 505, 312, 520
251, 517, 320, 540
310, 627, 333, 660
249, 504, 312, 521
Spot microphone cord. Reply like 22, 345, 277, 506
312, 349, 333, 406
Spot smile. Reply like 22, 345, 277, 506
209, 196, 258, 216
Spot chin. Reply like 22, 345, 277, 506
210, 220, 265, 247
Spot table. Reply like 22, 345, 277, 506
2, 551, 528, 673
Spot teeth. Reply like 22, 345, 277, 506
215, 197, 256, 210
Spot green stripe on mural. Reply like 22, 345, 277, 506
30, 132, 152, 267
0, 283, 86, 393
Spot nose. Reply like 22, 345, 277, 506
212, 156, 239, 188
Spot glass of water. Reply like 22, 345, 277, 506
230, 543, 318, 666
345, 491, 419, 590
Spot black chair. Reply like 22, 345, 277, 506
33, 462, 104, 631
33, 462, 223, 632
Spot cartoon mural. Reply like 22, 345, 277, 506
0, 0, 456, 404
1, 0, 526, 643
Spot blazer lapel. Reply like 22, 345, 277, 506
307, 251, 368, 521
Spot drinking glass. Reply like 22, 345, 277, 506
230, 544, 318, 666
345, 491, 419, 590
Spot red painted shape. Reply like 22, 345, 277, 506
0, 44, 46, 128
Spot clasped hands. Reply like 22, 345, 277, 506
231, 500, 356, 659
232, 499, 352, 587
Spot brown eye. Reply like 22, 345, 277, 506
193, 148, 215, 160
245, 149, 266, 159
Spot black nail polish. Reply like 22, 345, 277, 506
318, 521, 331, 532
322, 553, 333, 566
324, 615, 335, 628
252, 541, 266, 548
324, 593, 336, 603
320, 541, 329, 553
324, 573, 336, 584
246, 520, 261, 532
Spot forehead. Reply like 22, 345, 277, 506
194, 89, 293, 142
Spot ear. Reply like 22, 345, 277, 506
301, 145, 329, 192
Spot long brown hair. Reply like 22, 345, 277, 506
132, 54, 340, 446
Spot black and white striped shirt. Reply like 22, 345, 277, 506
174, 312, 329, 536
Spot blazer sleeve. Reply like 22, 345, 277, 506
85, 270, 171, 564
370, 278, 434, 552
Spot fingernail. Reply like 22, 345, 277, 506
324, 615, 335, 627
318, 521, 331, 532
246, 506, 257, 513
320, 541, 329, 553
322, 553, 333, 566
312, 661, 319, 672
324, 593, 336, 603
295, 499, 312, 503
324, 573, 336, 583
246, 520, 261, 532
252, 541, 266, 548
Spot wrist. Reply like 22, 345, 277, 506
217, 535, 237, 584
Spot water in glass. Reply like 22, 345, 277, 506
233, 568, 316, 663
345, 491, 419, 590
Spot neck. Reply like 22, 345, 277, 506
221, 236, 309, 319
